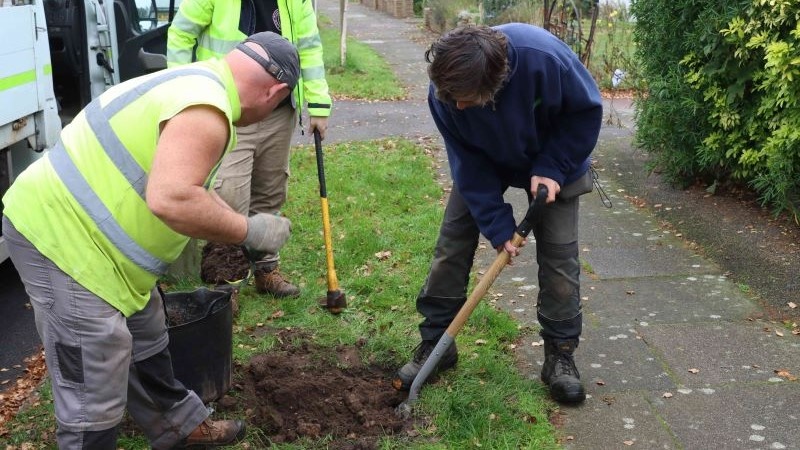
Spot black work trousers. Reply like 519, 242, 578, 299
416, 180, 585, 343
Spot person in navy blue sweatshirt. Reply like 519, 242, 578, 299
393, 23, 602, 403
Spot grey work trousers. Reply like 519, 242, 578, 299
2, 217, 207, 450
416, 174, 590, 343
213, 103, 297, 269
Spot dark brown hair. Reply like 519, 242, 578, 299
425, 25, 509, 105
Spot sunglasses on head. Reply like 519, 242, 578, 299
236, 43, 292, 87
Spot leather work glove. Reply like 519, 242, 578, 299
241, 213, 291, 255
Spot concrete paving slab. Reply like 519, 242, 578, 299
650, 383, 800, 449
578, 181, 722, 279
641, 322, 800, 386
556, 391, 677, 450
582, 276, 761, 325
579, 193, 668, 248
582, 245, 720, 280
509, 319, 675, 395
577, 327, 675, 394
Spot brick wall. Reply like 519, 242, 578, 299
357, 0, 414, 19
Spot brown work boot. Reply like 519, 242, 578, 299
254, 267, 300, 298
176, 418, 246, 448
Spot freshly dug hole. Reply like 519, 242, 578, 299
217, 329, 423, 449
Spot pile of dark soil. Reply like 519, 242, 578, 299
217, 329, 421, 449
200, 242, 250, 284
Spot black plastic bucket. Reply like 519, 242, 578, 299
164, 287, 232, 404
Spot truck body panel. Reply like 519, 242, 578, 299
0, 0, 174, 263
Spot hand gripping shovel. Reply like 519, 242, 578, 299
395, 185, 548, 419
314, 129, 346, 314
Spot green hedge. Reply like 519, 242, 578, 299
632, 0, 800, 221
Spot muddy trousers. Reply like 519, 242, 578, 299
2, 217, 208, 450
213, 103, 296, 269
415, 185, 583, 342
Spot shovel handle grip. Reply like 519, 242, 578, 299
314, 129, 327, 198
516, 185, 548, 238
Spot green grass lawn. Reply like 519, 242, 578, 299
319, 14, 406, 100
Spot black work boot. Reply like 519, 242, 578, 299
541, 339, 586, 403
393, 340, 458, 391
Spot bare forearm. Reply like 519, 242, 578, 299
150, 186, 247, 244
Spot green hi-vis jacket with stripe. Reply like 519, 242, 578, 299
2, 59, 240, 316
167, 0, 332, 119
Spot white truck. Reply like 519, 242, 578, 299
0, 0, 176, 262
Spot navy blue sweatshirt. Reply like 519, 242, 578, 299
428, 23, 603, 248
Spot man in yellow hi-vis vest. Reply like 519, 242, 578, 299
2, 32, 299, 449
168, 0, 333, 297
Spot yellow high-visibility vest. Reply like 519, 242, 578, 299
167, 0, 332, 118
3, 59, 241, 316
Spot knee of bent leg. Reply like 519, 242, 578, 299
539, 241, 578, 260
537, 241, 581, 320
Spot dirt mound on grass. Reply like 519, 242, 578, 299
217, 329, 422, 449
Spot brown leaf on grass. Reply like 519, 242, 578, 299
374, 250, 392, 261
270, 310, 285, 320
774, 369, 797, 381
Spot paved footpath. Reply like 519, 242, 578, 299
312, 1, 800, 448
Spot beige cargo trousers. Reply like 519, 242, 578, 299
213, 103, 297, 269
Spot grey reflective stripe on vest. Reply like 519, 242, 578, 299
48, 67, 226, 275
198, 33, 239, 56
297, 34, 321, 50
301, 65, 325, 81
48, 141, 172, 275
